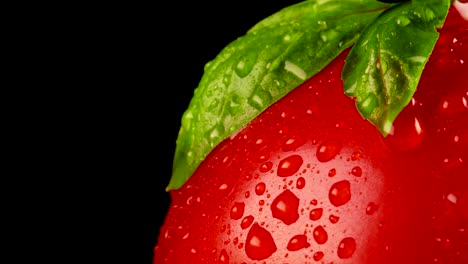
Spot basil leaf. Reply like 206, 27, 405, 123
342, 0, 450, 136
168, 0, 393, 190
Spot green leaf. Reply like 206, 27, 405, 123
342, 0, 450, 136
167, 0, 393, 191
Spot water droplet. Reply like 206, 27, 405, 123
357, 93, 378, 117
260, 161, 273, 172
317, 139, 342, 162
186, 196, 193, 205
296, 177, 305, 189
235, 51, 257, 78
245, 191, 250, 198
249, 88, 273, 111
351, 151, 362, 161
271, 189, 300, 225
245, 223, 277, 260
310, 199, 318, 206
313, 251, 324, 261
337, 237, 356, 259
384, 116, 425, 152
219, 249, 229, 263
351, 166, 362, 177
287, 234, 310, 251
320, 29, 338, 42
446, 193, 457, 204
230, 202, 245, 220
282, 136, 307, 152
329, 180, 351, 207
277, 155, 304, 177
366, 202, 379, 215
309, 208, 323, 221
255, 182, 266, 195
329, 214, 340, 224
313, 225, 328, 244
328, 168, 337, 177
241, 215, 254, 229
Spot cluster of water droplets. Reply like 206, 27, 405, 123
204, 132, 386, 263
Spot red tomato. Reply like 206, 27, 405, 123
154, 6, 467, 264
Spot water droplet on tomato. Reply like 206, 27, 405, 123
277, 155, 303, 177
309, 208, 323, 221
260, 161, 273, 172
366, 202, 379, 215
310, 199, 318, 206
384, 115, 425, 152
329, 180, 351, 207
230, 202, 245, 220
313, 225, 328, 244
328, 168, 337, 177
219, 249, 229, 263
245, 223, 277, 260
351, 151, 362, 161
351, 166, 362, 177
287, 234, 310, 251
317, 139, 342, 162
337, 237, 356, 259
219, 183, 229, 191
271, 189, 300, 225
313, 251, 324, 261
245, 191, 250, 198
282, 136, 307, 152
296, 177, 305, 189
241, 215, 254, 229
186, 196, 193, 205
255, 182, 266, 195
329, 214, 340, 224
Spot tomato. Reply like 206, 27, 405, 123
154, 5, 467, 264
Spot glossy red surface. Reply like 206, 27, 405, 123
154, 6, 467, 263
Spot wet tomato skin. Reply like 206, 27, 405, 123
154, 7, 467, 264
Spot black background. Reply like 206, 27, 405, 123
125, 1, 302, 263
